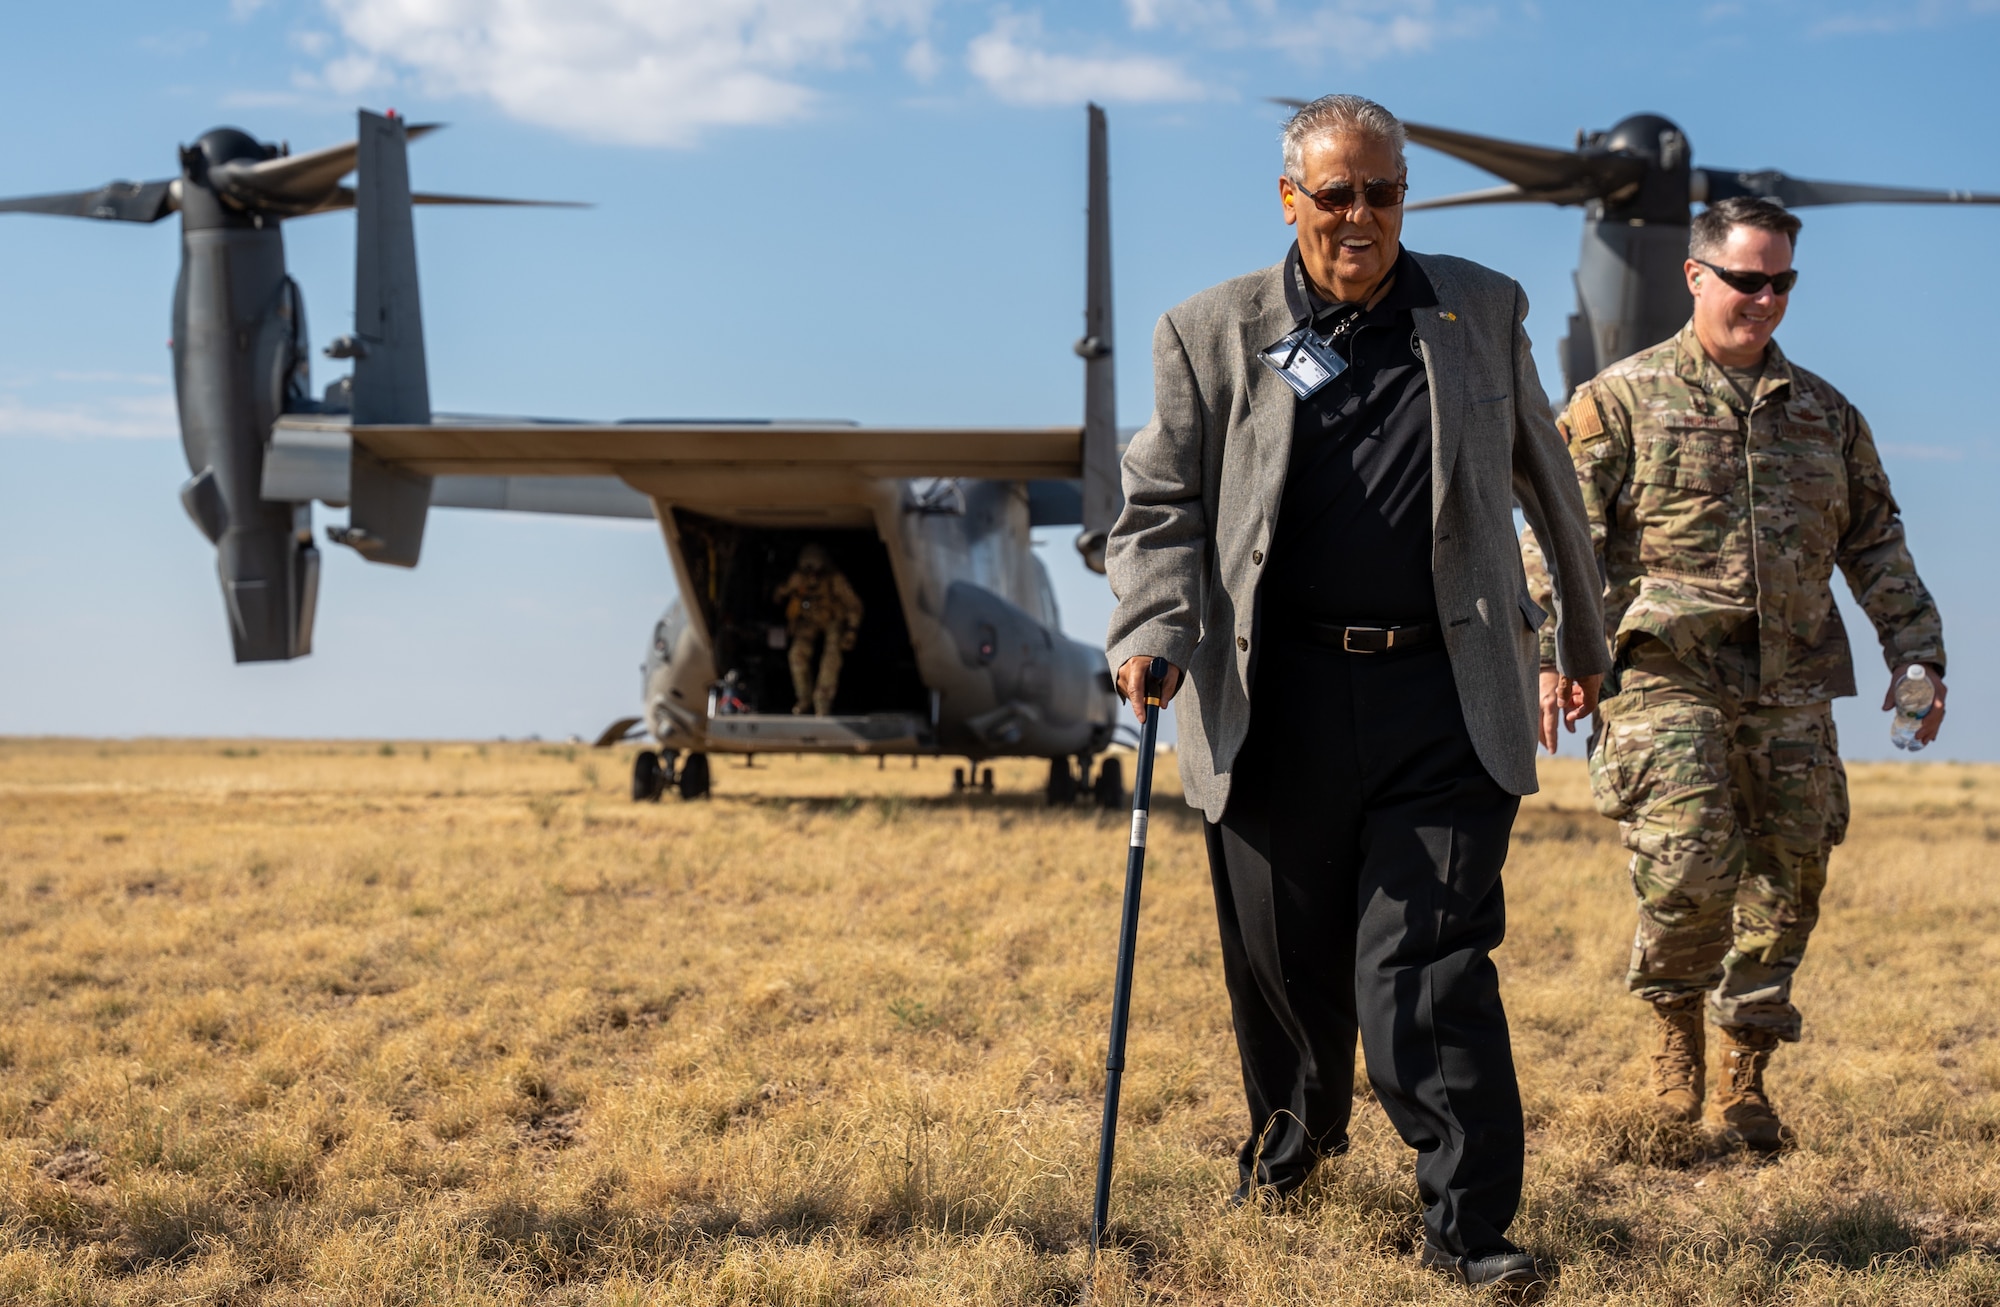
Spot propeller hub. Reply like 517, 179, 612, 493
194, 127, 278, 171
178, 127, 282, 230
1601, 114, 1686, 166
1593, 113, 1691, 225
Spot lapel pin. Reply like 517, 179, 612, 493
1438, 310, 1457, 322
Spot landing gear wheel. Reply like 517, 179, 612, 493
1045, 758, 1076, 806
677, 752, 711, 800
1093, 757, 1124, 811
981, 767, 995, 794
631, 749, 666, 802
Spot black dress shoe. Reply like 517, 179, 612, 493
1420, 1244, 1548, 1298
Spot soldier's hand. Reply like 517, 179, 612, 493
1116, 656, 1183, 724
840, 629, 858, 651
1537, 669, 1562, 753
1883, 664, 1948, 745
1538, 668, 1602, 754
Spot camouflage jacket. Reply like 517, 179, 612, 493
1525, 320, 1943, 705
775, 569, 863, 635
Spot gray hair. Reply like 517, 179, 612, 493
1690, 195, 1802, 260
1282, 94, 1407, 181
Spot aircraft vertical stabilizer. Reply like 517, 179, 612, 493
1075, 103, 1119, 575
340, 108, 434, 567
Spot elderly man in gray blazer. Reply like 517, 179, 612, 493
1106, 95, 1608, 1292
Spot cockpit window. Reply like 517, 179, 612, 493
1029, 555, 1061, 630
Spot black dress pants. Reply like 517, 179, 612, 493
1207, 636, 1524, 1256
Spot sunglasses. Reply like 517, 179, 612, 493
1290, 178, 1408, 214
1694, 259, 1799, 296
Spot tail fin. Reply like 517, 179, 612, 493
1074, 103, 1119, 574
337, 108, 433, 567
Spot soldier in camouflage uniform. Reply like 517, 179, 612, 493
1524, 196, 1947, 1150
774, 543, 864, 717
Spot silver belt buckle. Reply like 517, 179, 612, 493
1342, 625, 1391, 654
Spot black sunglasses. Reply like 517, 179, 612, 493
1695, 259, 1799, 296
1291, 178, 1408, 214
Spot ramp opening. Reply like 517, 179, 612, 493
672, 510, 928, 718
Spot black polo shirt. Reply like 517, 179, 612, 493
1264, 243, 1439, 629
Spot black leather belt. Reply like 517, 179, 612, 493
1293, 620, 1439, 654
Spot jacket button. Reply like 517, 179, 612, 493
1251, 549, 1264, 565
1237, 636, 1248, 651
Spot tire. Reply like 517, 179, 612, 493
1045, 758, 1076, 806
1093, 757, 1125, 811
980, 767, 995, 794
631, 749, 664, 802
677, 752, 711, 800
952, 767, 966, 792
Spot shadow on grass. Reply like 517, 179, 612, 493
1758, 1192, 1931, 1271
709, 791, 1214, 830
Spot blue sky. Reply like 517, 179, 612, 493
1, 0, 1996, 760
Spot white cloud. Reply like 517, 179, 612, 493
1277, 0, 1485, 59
967, 13, 1204, 107
1119, 0, 1488, 62
309, 0, 933, 147
51, 372, 170, 386
137, 29, 210, 57
1811, 0, 2000, 35
1124, 0, 1234, 30
0, 390, 178, 441
903, 36, 943, 82
1878, 442, 1972, 463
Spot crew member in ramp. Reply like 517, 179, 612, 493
775, 544, 864, 716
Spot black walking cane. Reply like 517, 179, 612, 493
1089, 656, 1168, 1269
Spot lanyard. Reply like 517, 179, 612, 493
1283, 255, 1393, 369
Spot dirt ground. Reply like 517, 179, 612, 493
2, 738, 1998, 1304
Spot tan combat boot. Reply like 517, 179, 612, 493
1647, 995, 1705, 1123
1710, 1025, 1783, 1151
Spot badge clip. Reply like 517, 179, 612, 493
1258, 326, 1348, 400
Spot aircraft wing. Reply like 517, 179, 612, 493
266, 415, 1085, 523
429, 474, 654, 519
342, 419, 1082, 479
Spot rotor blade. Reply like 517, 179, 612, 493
208, 122, 442, 212
413, 191, 587, 208
1401, 122, 1603, 194
1406, 184, 1544, 212
0, 178, 177, 222
1699, 167, 2000, 208
297, 185, 589, 215
1271, 102, 1642, 205
1273, 99, 1585, 187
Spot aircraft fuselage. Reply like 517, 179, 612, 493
640, 475, 1118, 763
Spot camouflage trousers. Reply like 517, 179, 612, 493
788, 622, 845, 716
1588, 639, 1850, 1040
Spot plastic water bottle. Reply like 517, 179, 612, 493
1890, 666, 1934, 752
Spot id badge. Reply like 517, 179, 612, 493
1258, 327, 1348, 399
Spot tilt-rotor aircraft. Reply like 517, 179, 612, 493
2, 109, 1126, 805
1276, 103, 2000, 395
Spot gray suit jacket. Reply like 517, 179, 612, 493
1106, 250, 1609, 822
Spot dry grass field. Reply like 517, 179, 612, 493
3, 737, 1999, 1305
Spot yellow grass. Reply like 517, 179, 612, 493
2, 737, 1998, 1304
